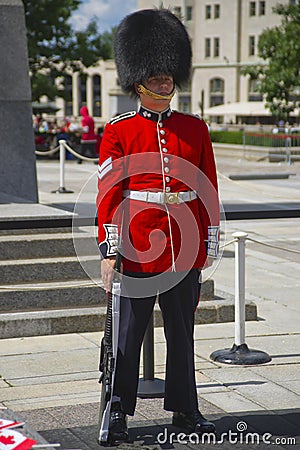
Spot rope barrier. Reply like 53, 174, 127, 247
219, 238, 237, 249
35, 141, 98, 162
247, 236, 300, 255
35, 145, 60, 156
220, 234, 299, 255
63, 141, 98, 162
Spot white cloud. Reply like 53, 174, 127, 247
71, 0, 138, 32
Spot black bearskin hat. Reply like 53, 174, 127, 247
114, 9, 192, 96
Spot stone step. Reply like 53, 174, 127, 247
0, 230, 98, 260
0, 227, 258, 340
0, 279, 214, 311
0, 297, 257, 339
0, 256, 100, 284
0, 280, 106, 311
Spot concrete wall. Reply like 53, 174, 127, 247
0, 0, 38, 203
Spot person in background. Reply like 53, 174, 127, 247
33, 114, 42, 132
78, 106, 98, 163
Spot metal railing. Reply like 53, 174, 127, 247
243, 132, 300, 164
35, 139, 98, 193
210, 232, 299, 365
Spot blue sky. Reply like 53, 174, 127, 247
71, 0, 138, 32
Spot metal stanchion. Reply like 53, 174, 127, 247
210, 232, 271, 365
242, 131, 246, 160
51, 140, 74, 194
137, 312, 165, 398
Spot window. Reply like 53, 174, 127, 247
205, 5, 211, 19
186, 6, 193, 21
259, 1, 265, 15
249, 35, 255, 55
179, 96, 191, 112
205, 38, 211, 57
214, 4, 220, 19
206, 4, 220, 20
64, 75, 73, 117
214, 37, 220, 57
249, 1, 256, 16
79, 73, 87, 109
92, 75, 101, 117
248, 79, 263, 101
210, 78, 224, 107
173, 6, 182, 18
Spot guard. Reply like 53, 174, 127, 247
97, 8, 220, 445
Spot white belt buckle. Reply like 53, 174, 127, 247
164, 192, 180, 204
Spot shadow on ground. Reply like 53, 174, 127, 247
38, 409, 300, 450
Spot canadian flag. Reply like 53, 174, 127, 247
0, 421, 22, 431
0, 429, 36, 450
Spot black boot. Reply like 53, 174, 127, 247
108, 402, 129, 444
172, 410, 215, 434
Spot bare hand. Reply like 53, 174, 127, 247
204, 256, 214, 268
101, 258, 116, 292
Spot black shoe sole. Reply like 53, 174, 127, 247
172, 417, 215, 434
194, 423, 216, 434
98, 433, 129, 447
109, 432, 129, 446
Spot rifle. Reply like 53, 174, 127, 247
98, 250, 122, 445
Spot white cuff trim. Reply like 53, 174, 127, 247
206, 226, 219, 258
99, 224, 119, 258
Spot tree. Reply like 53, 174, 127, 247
242, 2, 300, 121
23, 0, 115, 101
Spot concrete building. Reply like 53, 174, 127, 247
54, 59, 136, 126
53, 0, 292, 125
139, 0, 289, 124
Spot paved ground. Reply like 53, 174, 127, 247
0, 152, 299, 449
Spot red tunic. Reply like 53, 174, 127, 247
97, 107, 219, 273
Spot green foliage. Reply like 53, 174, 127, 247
242, 2, 300, 120
31, 73, 58, 101
22, 0, 114, 101
210, 131, 244, 145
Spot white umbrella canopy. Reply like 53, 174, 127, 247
203, 101, 270, 117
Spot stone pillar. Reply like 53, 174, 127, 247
72, 72, 80, 117
0, 0, 38, 203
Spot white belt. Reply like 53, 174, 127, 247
123, 190, 197, 205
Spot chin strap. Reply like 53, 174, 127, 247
137, 84, 176, 100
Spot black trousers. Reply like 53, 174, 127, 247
80, 140, 97, 157
113, 269, 201, 416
